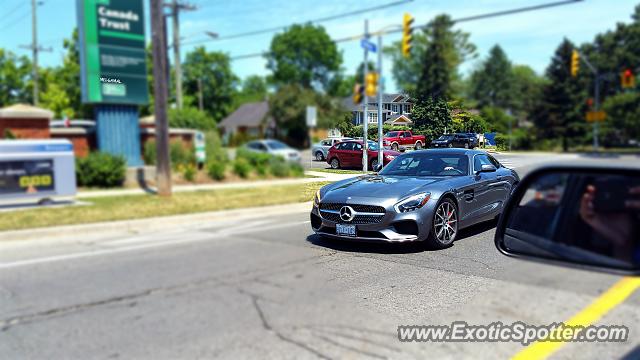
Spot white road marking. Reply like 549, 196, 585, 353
0, 220, 311, 269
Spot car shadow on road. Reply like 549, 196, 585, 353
306, 219, 498, 254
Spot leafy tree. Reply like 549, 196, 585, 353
469, 45, 514, 109
411, 97, 452, 142
268, 84, 345, 147
480, 106, 514, 134
40, 81, 75, 119
601, 92, 640, 146
327, 61, 375, 98
510, 65, 546, 122
183, 47, 238, 122
266, 23, 342, 90
449, 100, 488, 133
168, 107, 216, 130
0, 49, 32, 106
233, 75, 268, 108
533, 38, 586, 151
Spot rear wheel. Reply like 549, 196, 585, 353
315, 151, 324, 161
370, 158, 379, 171
391, 143, 399, 151
330, 158, 340, 169
426, 198, 458, 249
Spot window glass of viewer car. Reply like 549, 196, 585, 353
488, 155, 501, 168
474, 155, 492, 171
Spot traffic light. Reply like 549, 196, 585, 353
402, 13, 414, 58
621, 68, 636, 89
570, 50, 579, 77
353, 83, 364, 104
365, 72, 379, 97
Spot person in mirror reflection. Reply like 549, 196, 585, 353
579, 185, 640, 263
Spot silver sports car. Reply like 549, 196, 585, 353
310, 149, 519, 248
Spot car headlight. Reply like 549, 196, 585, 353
314, 190, 321, 207
394, 192, 431, 213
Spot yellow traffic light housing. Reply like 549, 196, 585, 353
353, 83, 364, 104
570, 50, 579, 77
621, 69, 636, 89
402, 13, 414, 58
365, 72, 379, 97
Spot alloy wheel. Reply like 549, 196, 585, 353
331, 158, 340, 169
433, 201, 458, 245
415, 142, 422, 150
370, 159, 378, 171
315, 152, 324, 161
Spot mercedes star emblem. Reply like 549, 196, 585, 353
339, 206, 355, 222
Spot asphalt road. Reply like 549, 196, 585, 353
1, 153, 639, 359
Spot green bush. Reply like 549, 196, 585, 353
168, 107, 216, 130
76, 152, 126, 188
170, 142, 195, 168
182, 163, 196, 182
143, 140, 157, 165
289, 163, 305, 178
269, 157, 290, 178
206, 160, 226, 181
233, 158, 251, 178
204, 130, 228, 163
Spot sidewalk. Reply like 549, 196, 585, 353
78, 171, 358, 199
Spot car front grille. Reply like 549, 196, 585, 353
319, 203, 386, 224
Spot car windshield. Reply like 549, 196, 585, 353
385, 132, 399, 137
379, 153, 469, 177
438, 135, 454, 140
264, 140, 288, 150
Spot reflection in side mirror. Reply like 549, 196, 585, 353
495, 166, 640, 275
478, 164, 496, 173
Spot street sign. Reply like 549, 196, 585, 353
360, 39, 377, 52
586, 111, 606, 122
306, 106, 317, 127
77, 0, 149, 105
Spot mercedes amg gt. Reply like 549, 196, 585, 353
310, 149, 519, 248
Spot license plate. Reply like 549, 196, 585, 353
336, 224, 356, 237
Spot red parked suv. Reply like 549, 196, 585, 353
326, 140, 401, 170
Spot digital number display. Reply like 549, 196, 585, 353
0, 160, 55, 195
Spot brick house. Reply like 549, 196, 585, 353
0, 104, 52, 139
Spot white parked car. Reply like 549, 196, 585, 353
244, 139, 301, 162
311, 137, 352, 161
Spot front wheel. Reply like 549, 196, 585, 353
370, 158, 379, 171
315, 151, 324, 161
330, 158, 340, 169
391, 143, 399, 151
426, 198, 458, 249
415, 141, 422, 150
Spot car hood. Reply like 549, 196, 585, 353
322, 175, 453, 202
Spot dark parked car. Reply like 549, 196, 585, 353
326, 140, 401, 170
431, 133, 477, 149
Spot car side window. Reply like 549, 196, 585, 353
404, 131, 411, 138
247, 142, 259, 150
340, 142, 354, 151
321, 140, 331, 146
354, 143, 363, 151
488, 155, 501, 168
474, 155, 492, 172
257, 143, 268, 151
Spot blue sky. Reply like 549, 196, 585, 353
1, 0, 638, 92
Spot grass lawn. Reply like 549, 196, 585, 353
0, 182, 330, 232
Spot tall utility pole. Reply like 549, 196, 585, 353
21, 0, 51, 106
151, 0, 172, 196
361, 19, 369, 173
167, 1, 196, 109
376, 34, 384, 169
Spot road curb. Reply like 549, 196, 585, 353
0, 202, 313, 243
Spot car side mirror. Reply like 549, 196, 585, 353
476, 164, 496, 174
495, 166, 640, 275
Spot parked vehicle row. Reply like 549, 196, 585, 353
326, 140, 400, 170
431, 133, 478, 149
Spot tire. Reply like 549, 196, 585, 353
426, 197, 458, 249
330, 158, 340, 169
415, 141, 422, 150
315, 151, 324, 161
391, 143, 399, 151
370, 158, 379, 171
447, 143, 453, 148
464, 143, 469, 149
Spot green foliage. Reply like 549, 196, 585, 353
3, 129, 17, 139
414, 14, 476, 101
182, 163, 196, 182
204, 130, 228, 163
232, 75, 268, 109
206, 160, 226, 181
39, 80, 75, 119
76, 152, 126, 188
450, 103, 488, 134
0, 48, 33, 106
168, 107, 216, 130
510, 65, 546, 122
480, 106, 514, 134
183, 47, 238, 122
170, 142, 195, 168
269, 157, 290, 178
143, 140, 157, 165
233, 158, 251, 178
268, 83, 346, 147
495, 128, 534, 151
601, 92, 640, 146
469, 45, 514, 109
412, 97, 452, 142
266, 23, 342, 90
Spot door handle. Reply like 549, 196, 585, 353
463, 189, 474, 201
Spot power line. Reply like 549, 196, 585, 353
182, 0, 413, 46
1, 1, 27, 19
0, 8, 31, 32
227, 0, 584, 61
